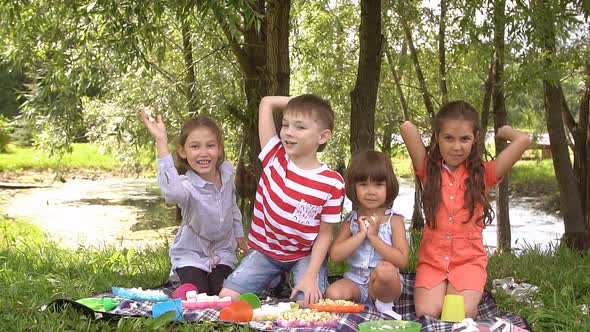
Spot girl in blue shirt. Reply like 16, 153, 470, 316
326, 150, 409, 318
142, 111, 248, 295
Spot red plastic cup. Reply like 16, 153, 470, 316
219, 300, 253, 322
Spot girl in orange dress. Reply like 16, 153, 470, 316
400, 101, 531, 319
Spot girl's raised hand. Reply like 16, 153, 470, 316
141, 110, 167, 142
495, 125, 513, 141
366, 214, 379, 237
358, 216, 369, 235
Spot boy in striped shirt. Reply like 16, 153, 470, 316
220, 95, 345, 306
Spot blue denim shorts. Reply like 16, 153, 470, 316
223, 249, 328, 301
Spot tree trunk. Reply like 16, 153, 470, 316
267, 0, 291, 138
537, 0, 587, 250
492, 0, 511, 253
400, 15, 435, 118
181, 20, 198, 115
267, 0, 290, 96
213, 0, 278, 219
479, 51, 495, 159
350, 0, 382, 154
438, 0, 448, 104
385, 43, 409, 120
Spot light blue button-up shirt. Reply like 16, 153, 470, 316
157, 154, 244, 273
344, 209, 399, 284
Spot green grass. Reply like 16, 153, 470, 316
0, 215, 253, 331
0, 143, 121, 172
509, 159, 556, 185
2, 215, 589, 331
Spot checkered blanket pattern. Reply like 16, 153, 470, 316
58, 273, 530, 331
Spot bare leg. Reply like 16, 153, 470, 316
368, 261, 401, 302
324, 278, 362, 302
446, 283, 482, 318
414, 281, 447, 318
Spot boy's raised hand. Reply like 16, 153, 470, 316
141, 110, 167, 143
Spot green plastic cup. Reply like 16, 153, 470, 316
358, 320, 422, 332
440, 294, 466, 322
239, 292, 261, 309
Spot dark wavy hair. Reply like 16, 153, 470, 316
174, 115, 225, 175
345, 150, 399, 210
422, 101, 494, 228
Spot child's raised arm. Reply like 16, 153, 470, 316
259, 96, 290, 149
400, 121, 427, 172
141, 111, 169, 158
494, 125, 532, 179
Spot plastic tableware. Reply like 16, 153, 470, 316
152, 298, 183, 321
441, 294, 466, 322
76, 297, 120, 311
172, 283, 198, 300
239, 292, 261, 309
358, 320, 422, 332
219, 300, 253, 322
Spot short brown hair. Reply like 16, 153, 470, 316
283, 94, 334, 152
345, 150, 399, 209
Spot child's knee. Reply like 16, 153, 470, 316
373, 261, 398, 282
415, 299, 442, 318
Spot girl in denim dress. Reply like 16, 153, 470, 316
326, 150, 409, 318
142, 111, 248, 295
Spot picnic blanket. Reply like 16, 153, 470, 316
48, 273, 531, 331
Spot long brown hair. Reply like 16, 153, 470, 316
345, 150, 399, 210
174, 115, 225, 175
421, 101, 494, 228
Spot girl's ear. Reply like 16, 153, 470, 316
177, 146, 187, 159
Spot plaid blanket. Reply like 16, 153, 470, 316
49, 273, 530, 331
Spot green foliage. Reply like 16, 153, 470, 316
0, 115, 10, 152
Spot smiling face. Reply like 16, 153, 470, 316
178, 127, 221, 181
436, 119, 476, 171
280, 110, 330, 164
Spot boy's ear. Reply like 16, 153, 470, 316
318, 129, 332, 145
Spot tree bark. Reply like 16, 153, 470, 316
400, 15, 435, 118
181, 20, 198, 116
266, 0, 291, 135
213, 0, 283, 219
536, 0, 587, 249
350, 0, 383, 154
385, 43, 409, 120
479, 51, 495, 158
267, 0, 291, 96
492, 0, 511, 253
438, 0, 448, 104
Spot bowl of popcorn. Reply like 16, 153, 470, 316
358, 320, 422, 332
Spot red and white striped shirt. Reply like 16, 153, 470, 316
248, 136, 345, 261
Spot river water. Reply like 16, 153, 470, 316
1, 177, 564, 252
386, 179, 564, 252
